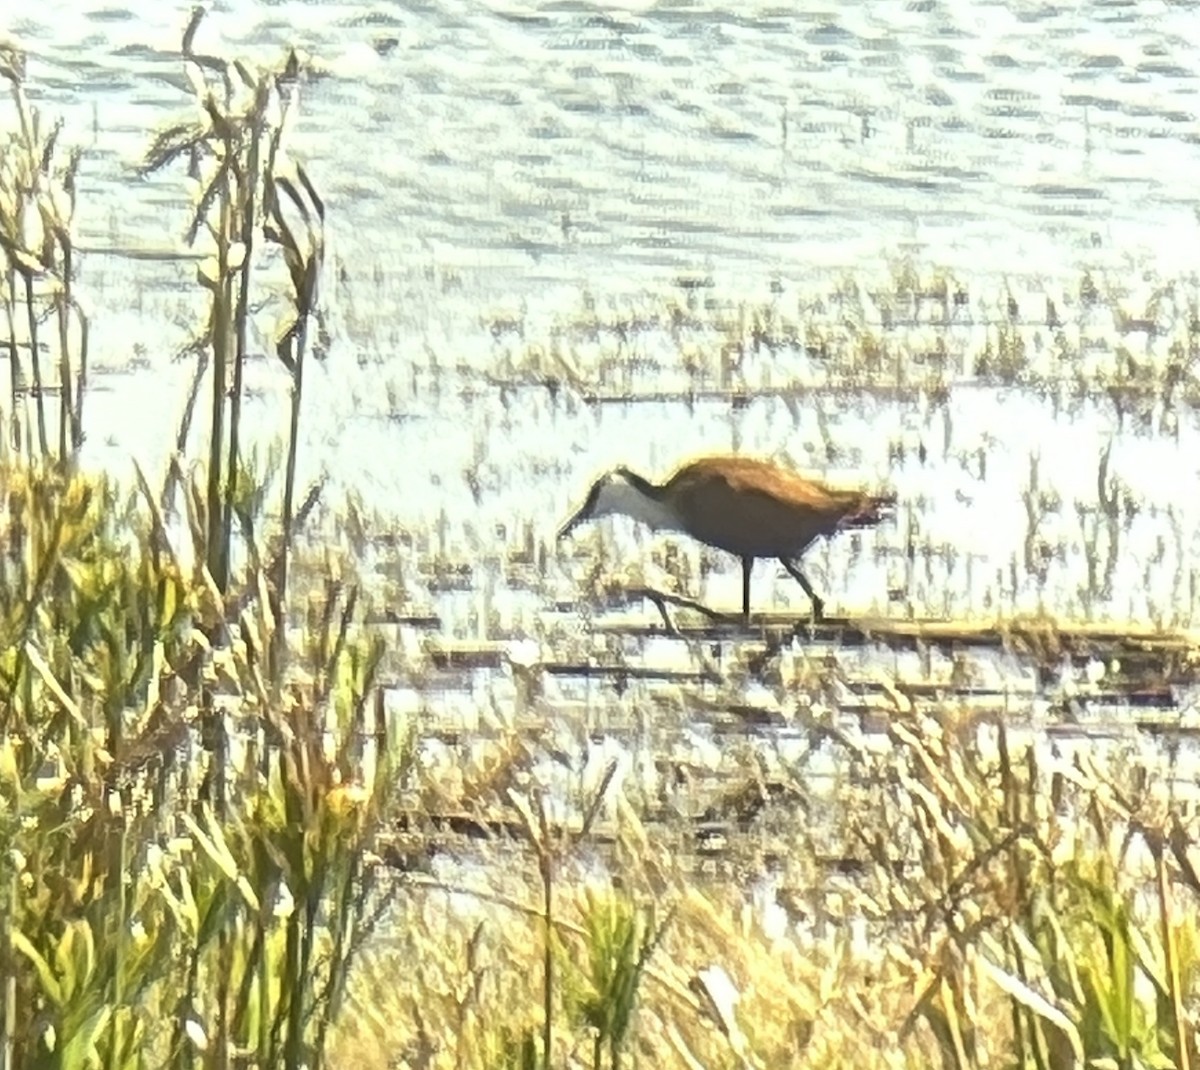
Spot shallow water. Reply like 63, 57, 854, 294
5, 0, 1199, 871
15, 0, 1200, 288
4, 0, 1197, 600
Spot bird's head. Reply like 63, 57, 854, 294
557, 467, 647, 540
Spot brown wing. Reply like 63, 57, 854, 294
662, 456, 856, 557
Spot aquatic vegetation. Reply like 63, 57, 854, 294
0, 44, 87, 463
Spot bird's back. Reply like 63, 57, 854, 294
662, 455, 892, 557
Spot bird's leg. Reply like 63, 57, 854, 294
780, 558, 825, 621
741, 556, 754, 622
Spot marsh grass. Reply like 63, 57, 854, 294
339, 697, 1200, 1069
0, 21, 397, 1070
0, 455, 405, 1070
560, 887, 669, 1070
0, 45, 87, 464
482, 262, 1200, 420
141, 8, 324, 612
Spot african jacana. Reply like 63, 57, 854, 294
557, 454, 896, 620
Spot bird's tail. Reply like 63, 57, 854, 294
838, 490, 897, 530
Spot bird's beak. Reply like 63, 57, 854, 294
559, 480, 602, 541
557, 505, 587, 541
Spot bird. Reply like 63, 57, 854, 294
557, 454, 896, 621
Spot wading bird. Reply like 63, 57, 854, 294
557, 454, 896, 621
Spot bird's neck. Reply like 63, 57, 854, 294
610, 477, 680, 533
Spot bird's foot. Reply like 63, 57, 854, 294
630, 586, 737, 629
789, 602, 825, 639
